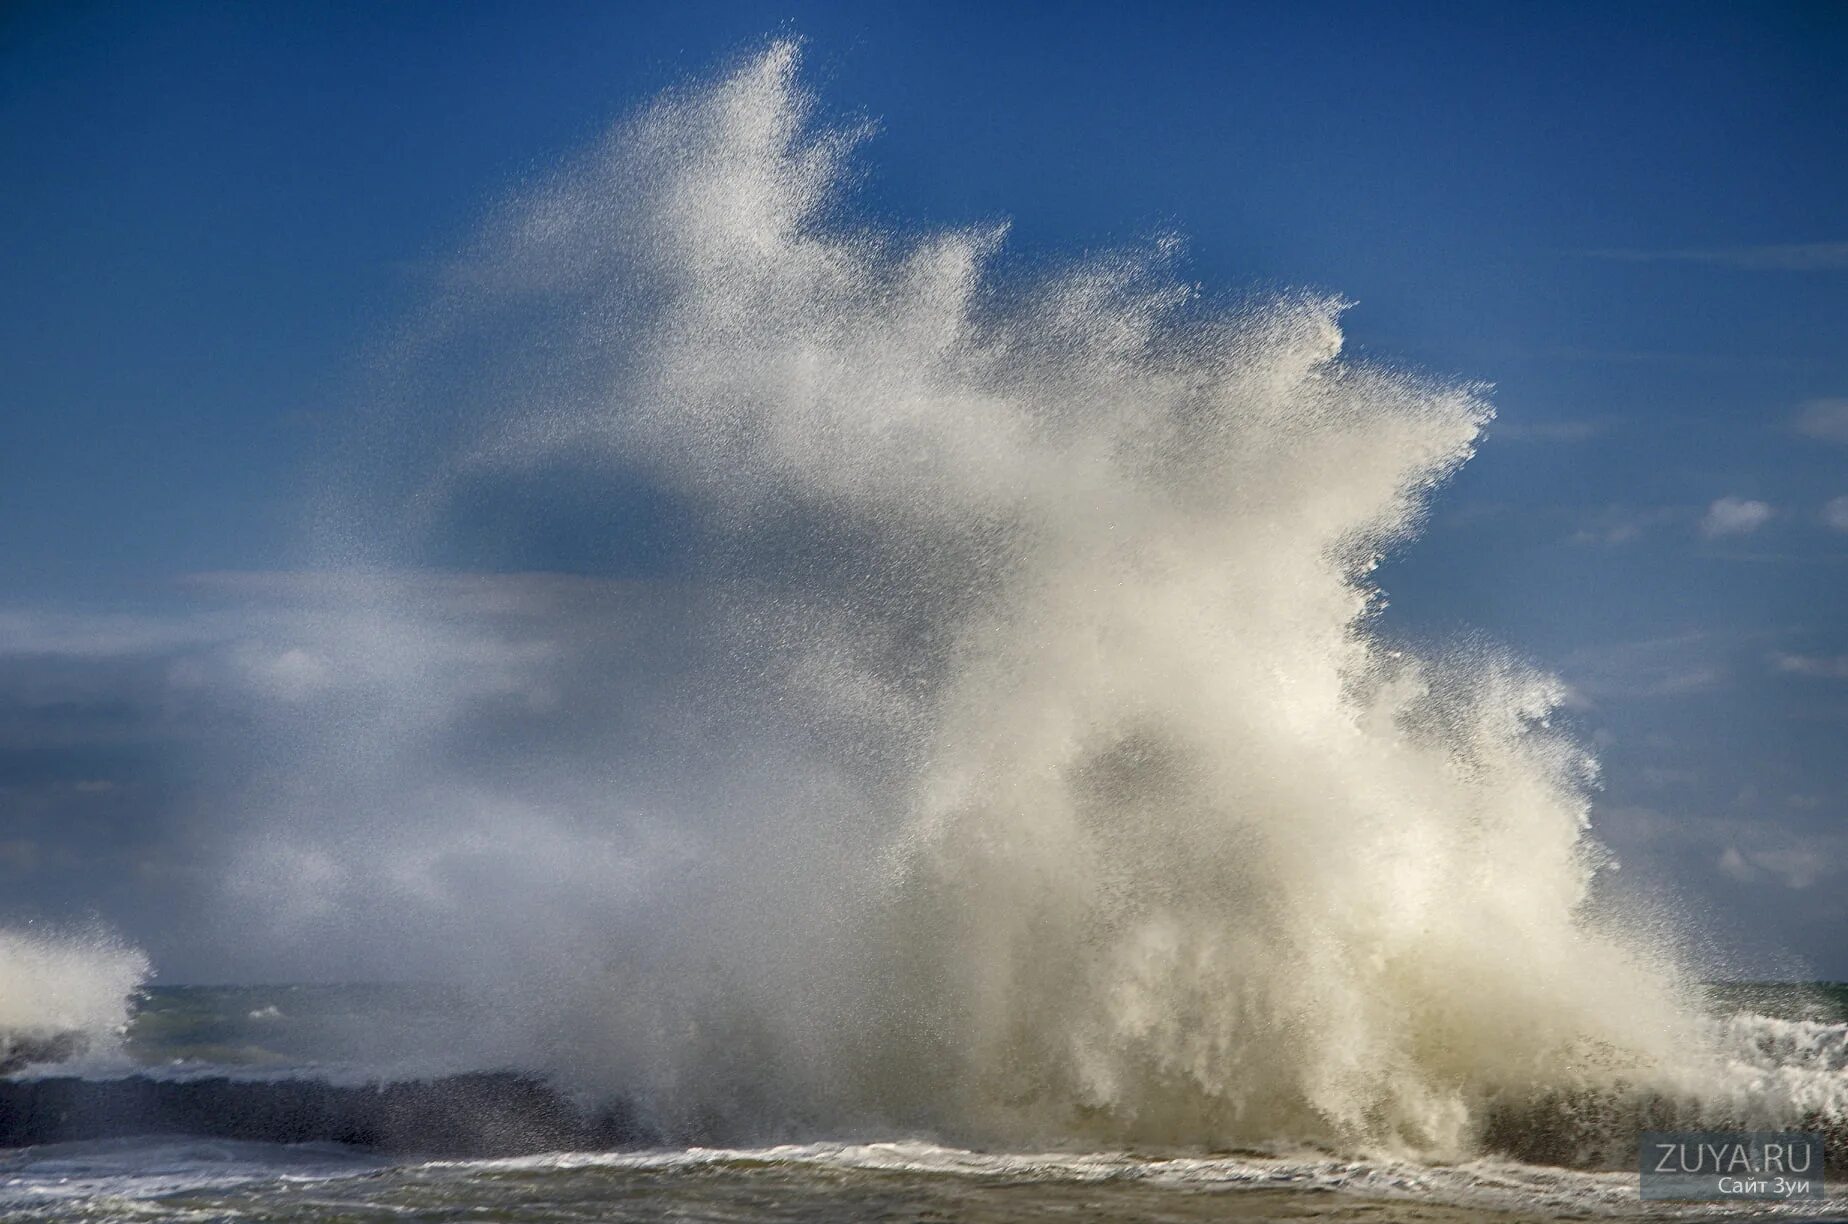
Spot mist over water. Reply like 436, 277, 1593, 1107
135, 41, 1838, 1162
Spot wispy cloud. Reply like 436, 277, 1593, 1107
1700, 496, 1773, 538
1565, 497, 1790, 546
1717, 844, 1835, 890
1772, 652, 1848, 680
1585, 242, 1848, 271
1601, 804, 1848, 893
0, 571, 678, 748
0, 609, 242, 658
1570, 505, 1684, 546
1824, 496, 1848, 533
1793, 398, 1848, 445
1562, 631, 1727, 702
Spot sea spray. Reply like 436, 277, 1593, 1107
0, 927, 147, 1071
239, 41, 1842, 1158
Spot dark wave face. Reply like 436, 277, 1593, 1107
1, 985, 650, 1157
0, 1072, 646, 1156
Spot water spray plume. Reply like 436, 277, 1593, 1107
204, 41, 1840, 1159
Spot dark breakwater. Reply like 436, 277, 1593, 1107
0, 1073, 650, 1155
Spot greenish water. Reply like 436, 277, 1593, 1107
1702, 982, 1848, 1024
113, 979, 1848, 1070
123, 983, 477, 1071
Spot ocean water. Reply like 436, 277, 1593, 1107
5, 40, 1847, 1222
0, 1139, 1708, 1223
2, 984, 1845, 1220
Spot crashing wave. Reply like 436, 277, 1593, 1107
0, 929, 146, 1074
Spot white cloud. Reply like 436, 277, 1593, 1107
1699, 496, 1772, 538
1823, 495, 1848, 532
240, 647, 334, 702
1601, 801, 1846, 895
1772, 652, 1848, 680
1718, 845, 1831, 890
1717, 846, 1755, 882
1794, 398, 1848, 444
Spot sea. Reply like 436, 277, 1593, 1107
1, 983, 1844, 1222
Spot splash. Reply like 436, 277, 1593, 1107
0, 927, 147, 1071
247, 41, 1839, 1158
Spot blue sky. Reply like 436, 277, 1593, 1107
2, 2, 1844, 980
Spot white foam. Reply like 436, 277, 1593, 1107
0, 1136, 377, 1210
422, 1139, 1843, 1219
0, 928, 147, 1069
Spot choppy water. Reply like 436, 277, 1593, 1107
1, 984, 1843, 1221
0, 1139, 1639, 1223
4, 1135, 1845, 1223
